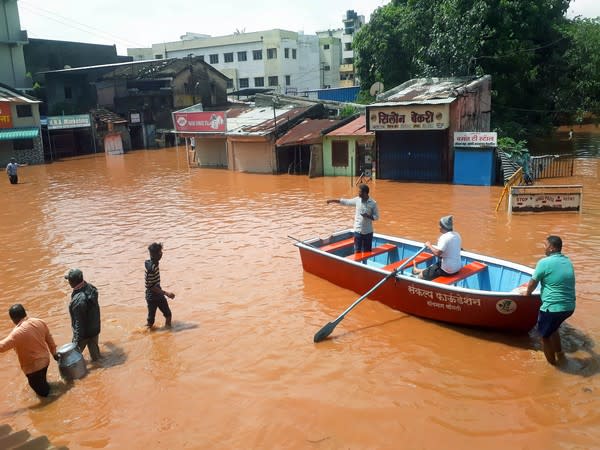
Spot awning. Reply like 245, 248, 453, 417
0, 127, 40, 141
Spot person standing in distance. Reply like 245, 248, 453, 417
327, 183, 379, 253
526, 235, 576, 365
6, 157, 27, 184
145, 242, 175, 329
65, 269, 101, 361
0, 304, 58, 397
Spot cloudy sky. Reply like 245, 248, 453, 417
16, 0, 600, 55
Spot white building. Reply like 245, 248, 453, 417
316, 30, 342, 89
129, 29, 320, 94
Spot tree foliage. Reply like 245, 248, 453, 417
353, 0, 599, 135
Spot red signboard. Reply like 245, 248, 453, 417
0, 102, 13, 129
173, 111, 226, 133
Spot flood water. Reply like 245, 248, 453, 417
1, 133, 600, 449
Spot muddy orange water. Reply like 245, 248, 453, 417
1, 143, 600, 449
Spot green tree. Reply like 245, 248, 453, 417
354, 0, 574, 135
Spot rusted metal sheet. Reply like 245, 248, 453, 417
326, 115, 373, 137
276, 119, 341, 146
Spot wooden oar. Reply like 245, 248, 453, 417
313, 245, 427, 343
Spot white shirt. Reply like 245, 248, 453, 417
436, 231, 462, 274
339, 197, 379, 234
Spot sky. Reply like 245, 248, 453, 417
16, 0, 600, 56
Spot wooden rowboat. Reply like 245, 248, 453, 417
294, 230, 542, 333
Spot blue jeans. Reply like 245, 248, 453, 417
353, 232, 373, 253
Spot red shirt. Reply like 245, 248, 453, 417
0, 317, 57, 374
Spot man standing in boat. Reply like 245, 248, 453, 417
413, 215, 462, 280
327, 183, 379, 253
526, 235, 576, 365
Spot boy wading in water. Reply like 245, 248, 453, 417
145, 243, 176, 329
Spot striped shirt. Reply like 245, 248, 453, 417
145, 259, 161, 300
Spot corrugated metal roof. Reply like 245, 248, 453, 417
327, 115, 373, 137
0, 127, 40, 141
227, 105, 311, 136
0, 84, 41, 104
276, 119, 342, 146
374, 76, 480, 104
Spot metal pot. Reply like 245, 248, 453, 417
57, 343, 87, 380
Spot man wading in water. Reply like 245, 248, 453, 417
145, 242, 176, 329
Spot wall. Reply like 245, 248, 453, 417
195, 137, 227, 167
227, 138, 274, 173
0, 0, 28, 88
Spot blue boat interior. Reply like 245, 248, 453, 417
312, 233, 532, 293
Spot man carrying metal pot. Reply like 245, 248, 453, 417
65, 269, 101, 361
0, 304, 58, 397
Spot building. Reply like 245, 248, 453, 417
316, 30, 342, 89
95, 57, 229, 147
128, 29, 320, 95
0, 0, 29, 89
366, 75, 492, 182
323, 114, 374, 177
340, 10, 364, 87
0, 82, 43, 165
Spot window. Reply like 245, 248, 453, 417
64, 87, 72, 99
323, 44, 330, 50
226, 79, 234, 89
285, 75, 291, 86
323, 65, 331, 71
237, 51, 247, 61
253, 50, 263, 60
344, 43, 352, 51
332, 141, 349, 167
268, 76, 278, 86
209, 54, 219, 64
284, 48, 289, 58
292, 49, 297, 59
154, 54, 163, 59
254, 77, 264, 87
198, 55, 204, 61
267, 48, 277, 59
16, 104, 32, 117
13, 139, 34, 151
239, 78, 249, 88
224, 52, 234, 63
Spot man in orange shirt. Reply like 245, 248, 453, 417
0, 304, 58, 397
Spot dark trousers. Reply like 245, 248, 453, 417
77, 334, 101, 361
26, 366, 50, 397
354, 232, 373, 253
8, 175, 18, 184
146, 295, 172, 326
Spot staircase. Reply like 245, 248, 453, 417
0, 424, 68, 450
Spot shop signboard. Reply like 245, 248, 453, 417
0, 102, 13, 129
173, 111, 226, 133
367, 104, 449, 131
47, 114, 91, 130
454, 132, 497, 148
509, 185, 583, 213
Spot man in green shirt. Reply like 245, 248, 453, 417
526, 235, 576, 365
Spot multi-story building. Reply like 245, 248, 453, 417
128, 30, 320, 95
0, 0, 29, 89
316, 30, 342, 89
339, 10, 365, 87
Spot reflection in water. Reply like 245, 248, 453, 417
0, 138, 599, 449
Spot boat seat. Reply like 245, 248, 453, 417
433, 261, 487, 284
383, 252, 435, 271
346, 243, 397, 262
319, 237, 355, 252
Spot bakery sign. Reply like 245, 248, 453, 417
367, 104, 449, 131
0, 102, 13, 129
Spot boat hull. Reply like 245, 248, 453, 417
297, 233, 541, 333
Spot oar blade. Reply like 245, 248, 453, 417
314, 321, 338, 343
